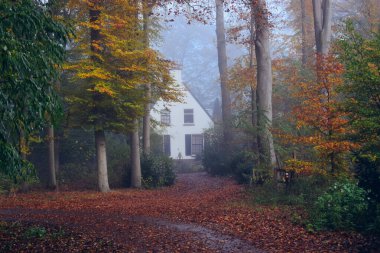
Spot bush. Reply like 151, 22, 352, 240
310, 179, 368, 231
202, 127, 232, 175
230, 151, 256, 184
141, 154, 175, 188
249, 174, 330, 207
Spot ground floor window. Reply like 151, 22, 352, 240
163, 135, 171, 156
185, 134, 203, 156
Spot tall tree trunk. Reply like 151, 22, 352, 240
54, 130, 60, 182
301, 0, 308, 65
312, 0, 333, 55
367, 0, 380, 33
47, 125, 57, 190
130, 119, 142, 188
142, 84, 151, 154
142, 3, 152, 154
90, 1, 110, 192
254, 0, 276, 168
95, 130, 110, 192
249, 6, 259, 160
300, 0, 315, 65
215, 0, 232, 146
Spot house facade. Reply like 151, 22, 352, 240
151, 69, 214, 159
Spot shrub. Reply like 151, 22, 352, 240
310, 179, 368, 230
24, 226, 47, 239
230, 151, 256, 184
202, 127, 232, 175
141, 154, 175, 188
249, 174, 330, 207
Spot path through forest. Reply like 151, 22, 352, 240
0, 173, 375, 252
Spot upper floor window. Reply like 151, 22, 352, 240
184, 109, 194, 124
160, 109, 170, 125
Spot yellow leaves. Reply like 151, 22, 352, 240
119, 65, 147, 73
92, 82, 117, 97
284, 159, 327, 176
77, 67, 112, 80
368, 62, 379, 76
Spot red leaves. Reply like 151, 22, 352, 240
0, 173, 377, 252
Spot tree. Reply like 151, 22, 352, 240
339, 21, 380, 201
312, 0, 333, 55
0, 0, 68, 186
47, 126, 57, 190
64, 0, 178, 191
287, 55, 357, 173
253, 0, 276, 169
286, 0, 315, 65
215, 0, 233, 147
130, 119, 142, 188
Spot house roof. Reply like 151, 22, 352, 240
182, 82, 214, 123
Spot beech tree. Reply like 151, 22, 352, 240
215, 0, 233, 146
64, 0, 179, 191
312, 0, 333, 55
253, 0, 276, 168
0, 0, 68, 186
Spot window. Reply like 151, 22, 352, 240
160, 109, 170, 125
191, 135, 203, 155
184, 109, 194, 124
185, 134, 203, 156
163, 135, 171, 156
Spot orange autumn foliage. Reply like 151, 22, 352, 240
283, 55, 359, 173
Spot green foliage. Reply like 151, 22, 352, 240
230, 151, 255, 184
141, 154, 175, 188
202, 127, 232, 175
338, 21, 380, 160
310, 180, 368, 231
336, 22, 380, 233
355, 154, 380, 203
57, 130, 130, 188
0, 0, 69, 182
24, 226, 47, 239
250, 174, 330, 207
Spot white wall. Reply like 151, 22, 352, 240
151, 69, 214, 159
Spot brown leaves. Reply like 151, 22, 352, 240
0, 173, 377, 252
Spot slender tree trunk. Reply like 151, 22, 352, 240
95, 130, 110, 192
142, 3, 152, 154
249, 7, 259, 160
368, 0, 380, 33
90, 1, 110, 192
301, 0, 307, 65
312, 0, 333, 55
54, 131, 60, 181
130, 119, 142, 188
215, 0, 232, 146
253, 0, 276, 168
48, 125, 57, 190
142, 84, 151, 154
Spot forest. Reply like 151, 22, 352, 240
0, 0, 379, 252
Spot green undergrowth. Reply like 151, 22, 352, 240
0, 221, 122, 252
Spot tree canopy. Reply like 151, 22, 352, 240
0, 0, 69, 183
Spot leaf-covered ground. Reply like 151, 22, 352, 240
0, 172, 378, 252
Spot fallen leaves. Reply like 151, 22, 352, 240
0, 172, 378, 252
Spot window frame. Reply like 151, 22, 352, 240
160, 109, 171, 126
163, 135, 171, 156
185, 134, 204, 156
183, 109, 194, 124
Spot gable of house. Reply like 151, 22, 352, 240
151, 69, 214, 159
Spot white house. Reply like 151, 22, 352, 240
151, 69, 214, 159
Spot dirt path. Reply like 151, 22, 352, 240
0, 172, 375, 252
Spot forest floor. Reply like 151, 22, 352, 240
0, 172, 378, 252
